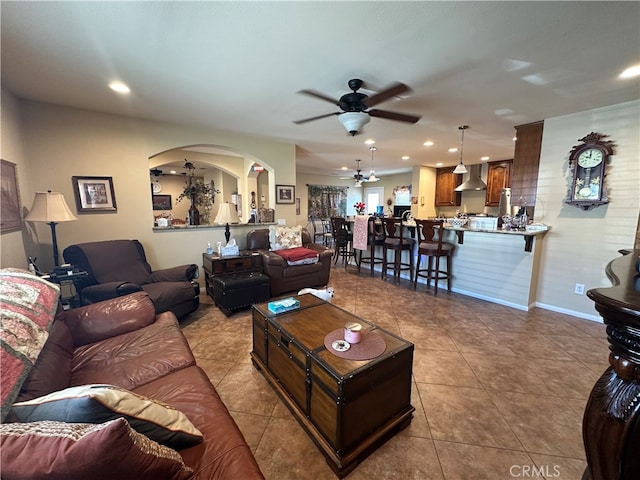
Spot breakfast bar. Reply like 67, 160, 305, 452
439, 226, 549, 310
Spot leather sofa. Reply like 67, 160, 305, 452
246, 228, 333, 297
5, 290, 264, 479
63, 239, 200, 319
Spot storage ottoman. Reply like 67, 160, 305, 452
213, 272, 270, 316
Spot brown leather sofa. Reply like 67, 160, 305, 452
246, 228, 333, 296
63, 239, 199, 319
9, 291, 264, 480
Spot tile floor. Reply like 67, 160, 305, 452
181, 265, 609, 480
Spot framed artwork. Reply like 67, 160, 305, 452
0, 159, 23, 233
152, 194, 172, 210
72, 176, 117, 212
276, 185, 295, 204
295, 197, 301, 215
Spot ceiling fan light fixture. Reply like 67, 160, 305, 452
338, 112, 370, 136
453, 125, 469, 174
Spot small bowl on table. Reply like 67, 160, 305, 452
447, 218, 468, 228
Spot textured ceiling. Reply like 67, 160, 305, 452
2, 1, 638, 178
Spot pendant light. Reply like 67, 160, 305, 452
353, 159, 363, 188
453, 125, 469, 174
368, 146, 379, 182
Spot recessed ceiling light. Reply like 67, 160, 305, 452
109, 81, 130, 94
364, 139, 375, 145
423, 141, 434, 147
341, 166, 348, 171
170, 170, 177, 174
448, 147, 458, 153
512, 136, 518, 141
481, 156, 490, 161
436, 162, 443, 167
619, 64, 640, 79
401, 156, 410, 160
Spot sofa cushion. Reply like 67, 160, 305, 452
70, 312, 195, 390
0, 419, 193, 480
134, 365, 266, 479
16, 320, 73, 402
10, 384, 203, 449
268, 225, 302, 250
0, 268, 60, 421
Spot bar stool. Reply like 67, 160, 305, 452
330, 217, 354, 266
381, 217, 415, 282
414, 219, 454, 295
357, 216, 385, 275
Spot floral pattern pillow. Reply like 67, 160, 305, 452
269, 225, 302, 250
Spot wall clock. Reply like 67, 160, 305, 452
152, 181, 162, 193
566, 132, 615, 211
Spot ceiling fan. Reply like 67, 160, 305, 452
353, 159, 364, 187
293, 78, 421, 136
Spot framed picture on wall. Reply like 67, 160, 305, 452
72, 176, 117, 212
0, 159, 23, 233
152, 194, 172, 210
295, 197, 300, 215
276, 185, 295, 204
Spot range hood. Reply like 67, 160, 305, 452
455, 164, 487, 191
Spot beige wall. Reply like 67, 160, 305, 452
1, 88, 31, 268
7, 99, 295, 273
535, 100, 640, 319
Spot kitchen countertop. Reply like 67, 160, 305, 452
442, 225, 549, 252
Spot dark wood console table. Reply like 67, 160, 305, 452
583, 249, 640, 479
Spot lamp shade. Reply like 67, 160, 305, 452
338, 112, 370, 136
25, 191, 77, 223
214, 202, 240, 225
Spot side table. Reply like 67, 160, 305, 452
202, 251, 263, 298
43, 268, 89, 309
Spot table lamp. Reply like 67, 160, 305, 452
25, 191, 77, 266
214, 202, 240, 243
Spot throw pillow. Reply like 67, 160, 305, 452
10, 384, 203, 449
0, 419, 193, 480
269, 225, 302, 250
0, 268, 60, 421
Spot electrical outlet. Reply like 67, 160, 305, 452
574, 283, 585, 295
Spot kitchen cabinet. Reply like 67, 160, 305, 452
511, 121, 543, 208
485, 160, 512, 206
435, 166, 462, 206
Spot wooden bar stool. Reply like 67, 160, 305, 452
357, 216, 385, 275
330, 217, 354, 266
381, 217, 415, 282
414, 219, 454, 295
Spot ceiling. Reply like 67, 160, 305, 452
2, 2, 638, 179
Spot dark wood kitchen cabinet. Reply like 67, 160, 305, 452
485, 160, 512, 206
435, 166, 462, 206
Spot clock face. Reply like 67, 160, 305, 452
577, 148, 603, 168
152, 182, 162, 193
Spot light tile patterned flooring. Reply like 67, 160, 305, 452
181, 265, 609, 480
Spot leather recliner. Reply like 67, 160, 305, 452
246, 228, 333, 297
63, 239, 199, 319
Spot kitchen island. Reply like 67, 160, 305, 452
438, 226, 549, 310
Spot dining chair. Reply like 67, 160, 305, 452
381, 217, 415, 282
413, 219, 454, 295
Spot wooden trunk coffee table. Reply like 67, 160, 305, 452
251, 294, 414, 478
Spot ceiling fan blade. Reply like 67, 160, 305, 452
297, 89, 340, 105
368, 109, 421, 124
292, 112, 341, 124
363, 82, 411, 107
